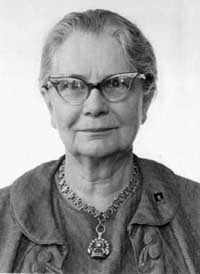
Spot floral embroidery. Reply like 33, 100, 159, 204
138, 227, 163, 273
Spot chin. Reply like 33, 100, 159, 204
71, 142, 121, 158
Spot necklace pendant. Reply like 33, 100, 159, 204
57, 158, 139, 260
88, 234, 110, 259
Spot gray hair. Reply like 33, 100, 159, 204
39, 9, 157, 91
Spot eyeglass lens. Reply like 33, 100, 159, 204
50, 73, 140, 104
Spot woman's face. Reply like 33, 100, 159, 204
44, 31, 149, 158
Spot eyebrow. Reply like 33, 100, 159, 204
67, 73, 88, 80
51, 73, 89, 81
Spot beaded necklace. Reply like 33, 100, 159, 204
56, 158, 140, 259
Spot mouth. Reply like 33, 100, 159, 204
79, 127, 117, 132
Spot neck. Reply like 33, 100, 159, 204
64, 149, 133, 211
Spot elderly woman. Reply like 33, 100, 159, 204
0, 9, 200, 274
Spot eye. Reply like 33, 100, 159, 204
56, 78, 85, 91
70, 79, 83, 89
106, 76, 131, 89
110, 78, 121, 87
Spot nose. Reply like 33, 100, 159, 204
82, 88, 109, 117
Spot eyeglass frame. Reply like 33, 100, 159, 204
42, 72, 147, 105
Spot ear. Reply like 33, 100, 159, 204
40, 87, 57, 129
141, 86, 155, 124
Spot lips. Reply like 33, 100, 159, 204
79, 127, 117, 132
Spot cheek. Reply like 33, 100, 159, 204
52, 103, 80, 143
117, 97, 143, 143
120, 98, 143, 129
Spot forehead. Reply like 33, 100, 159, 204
51, 31, 132, 79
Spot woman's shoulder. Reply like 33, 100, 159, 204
13, 157, 63, 185
0, 185, 12, 211
136, 155, 200, 187
0, 156, 64, 206
136, 155, 200, 210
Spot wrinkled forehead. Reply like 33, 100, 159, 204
50, 31, 133, 80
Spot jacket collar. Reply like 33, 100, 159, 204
11, 156, 65, 245
130, 156, 180, 226
11, 155, 180, 245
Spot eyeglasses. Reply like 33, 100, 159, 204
44, 72, 146, 105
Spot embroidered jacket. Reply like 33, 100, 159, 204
0, 155, 200, 273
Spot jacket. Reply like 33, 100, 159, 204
0, 155, 200, 273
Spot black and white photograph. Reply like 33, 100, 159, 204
0, 0, 200, 273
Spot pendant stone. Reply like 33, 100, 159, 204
56, 157, 140, 260
88, 235, 110, 259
